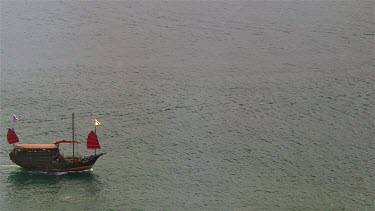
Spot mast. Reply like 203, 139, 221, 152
94, 118, 97, 154
72, 113, 75, 161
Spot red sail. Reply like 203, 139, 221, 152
7, 129, 19, 144
86, 131, 101, 149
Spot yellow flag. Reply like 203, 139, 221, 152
95, 118, 101, 126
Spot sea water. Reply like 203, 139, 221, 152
0, 1, 374, 210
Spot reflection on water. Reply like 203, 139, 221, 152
3, 167, 105, 210
7, 168, 97, 186
8, 169, 61, 187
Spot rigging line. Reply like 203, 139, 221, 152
7, 111, 98, 125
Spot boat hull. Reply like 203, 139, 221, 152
9, 152, 105, 172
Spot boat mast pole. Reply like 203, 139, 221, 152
72, 113, 75, 161
94, 119, 97, 155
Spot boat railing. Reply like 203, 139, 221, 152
64, 156, 82, 162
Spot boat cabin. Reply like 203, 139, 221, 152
13, 144, 58, 153
11, 144, 61, 162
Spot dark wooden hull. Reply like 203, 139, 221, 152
9, 152, 105, 172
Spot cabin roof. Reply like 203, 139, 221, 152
14, 144, 57, 149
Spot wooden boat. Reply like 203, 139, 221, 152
7, 113, 105, 172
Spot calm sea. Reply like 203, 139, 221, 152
0, 1, 374, 210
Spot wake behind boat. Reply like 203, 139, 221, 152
7, 113, 105, 172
